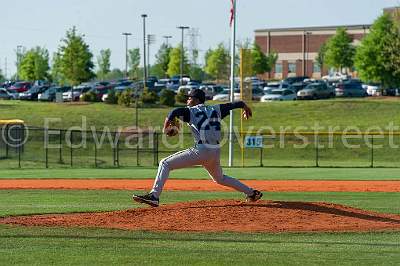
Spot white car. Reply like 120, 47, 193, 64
322, 72, 350, 82
212, 89, 240, 101
260, 89, 297, 102
366, 83, 381, 96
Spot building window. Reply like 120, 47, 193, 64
275, 63, 282, 74
288, 63, 296, 73
313, 62, 321, 73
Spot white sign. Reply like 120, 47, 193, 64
244, 136, 263, 148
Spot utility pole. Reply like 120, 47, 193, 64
163, 35, 172, 46
187, 28, 200, 65
5, 57, 7, 80
16, 45, 23, 81
141, 14, 148, 88
147, 34, 156, 77
177, 26, 189, 85
122, 32, 132, 78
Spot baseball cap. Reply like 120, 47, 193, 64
186, 88, 206, 103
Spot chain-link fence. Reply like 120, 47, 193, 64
1, 126, 400, 168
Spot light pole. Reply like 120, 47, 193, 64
163, 35, 172, 46
122, 32, 132, 78
147, 34, 156, 77
177, 26, 189, 86
16, 45, 23, 81
141, 14, 148, 88
306, 32, 311, 77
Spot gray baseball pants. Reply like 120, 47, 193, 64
150, 144, 254, 198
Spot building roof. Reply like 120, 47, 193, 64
255, 24, 372, 33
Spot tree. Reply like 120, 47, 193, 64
153, 43, 172, 78
18, 46, 50, 82
128, 48, 140, 79
51, 52, 66, 84
204, 43, 230, 81
355, 14, 400, 88
324, 28, 356, 73
0, 69, 5, 82
56, 26, 95, 85
316, 42, 327, 69
167, 45, 189, 77
251, 43, 277, 75
104, 68, 125, 80
96, 49, 111, 80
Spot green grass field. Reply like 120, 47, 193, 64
2, 98, 400, 168
0, 167, 399, 265
1, 100, 400, 265
0, 167, 399, 180
2, 98, 400, 131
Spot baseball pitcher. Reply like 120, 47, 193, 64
133, 88, 262, 207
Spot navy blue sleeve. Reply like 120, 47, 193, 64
167, 107, 190, 123
219, 101, 245, 119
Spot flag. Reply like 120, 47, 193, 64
230, 0, 235, 27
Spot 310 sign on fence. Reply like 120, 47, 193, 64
244, 136, 263, 148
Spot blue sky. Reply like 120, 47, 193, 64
0, 0, 398, 77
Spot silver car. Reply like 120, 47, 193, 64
297, 83, 335, 100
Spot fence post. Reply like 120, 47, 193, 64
18, 127, 21, 168
155, 132, 159, 166
70, 130, 73, 167
136, 132, 140, 166
371, 134, 374, 168
315, 134, 319, 167
45, 128, 48, 168
59, 130, 63, 163
116, 134, 120, 167
94, 140, 98, 168
112, 132, 116, 166
5, 125, 9, 158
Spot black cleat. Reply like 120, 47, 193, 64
246, 190, 263, 202
132, 193, 159, 207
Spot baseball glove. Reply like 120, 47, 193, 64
164, 118, 180, 136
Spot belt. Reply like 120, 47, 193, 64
197, 140, 219, 145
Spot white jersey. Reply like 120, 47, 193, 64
187, 104, 221, 145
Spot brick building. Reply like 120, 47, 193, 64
254, 24, 371, 80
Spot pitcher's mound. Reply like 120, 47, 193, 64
2, 200, 400, 232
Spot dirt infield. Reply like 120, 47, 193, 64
1, 179, 399, 233
1, 200, 400, 232
1, 179, 400, 192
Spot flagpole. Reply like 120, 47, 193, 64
228, 0, 236, 167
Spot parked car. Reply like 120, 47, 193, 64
335, 80, 368, 97
63, 85, 92, 101
365, 83, 381, 96
263, 82, 280, 93
8, 81, 32, 93
297, 83, 335, 100
0, 88, 13, 100
322, 72, 350, 82
199, 84, 224, 100
38, 86, 72, 101
212, 89, 240, 101
19, 85, 50, 100
282, 76, 309, 86
260, 89, 296, 102
251, 87, 265, 100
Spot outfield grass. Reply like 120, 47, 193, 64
2, 98, 400, 131
2, 99, 400, 168
0, 167, 399, 180
0, 226, 399, 265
